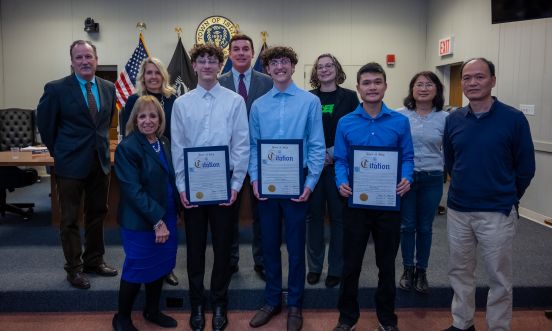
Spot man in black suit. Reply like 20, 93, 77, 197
219, 34, 272, 281
37, 40, 118, 289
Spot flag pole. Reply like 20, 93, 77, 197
175, 26, 182, 39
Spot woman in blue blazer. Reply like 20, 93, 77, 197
113, 95, 180, 331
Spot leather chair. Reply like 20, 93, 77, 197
0, 108, 39, 219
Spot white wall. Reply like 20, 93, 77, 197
426, 0, 552, 218
0, 0, 427, 109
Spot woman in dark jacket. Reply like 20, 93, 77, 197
113, 95, 180, 331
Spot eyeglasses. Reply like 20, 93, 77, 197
414, 82, 435, 89
316, 63, 335, 71
195, 57, 219, 65
269, 58, 291, 67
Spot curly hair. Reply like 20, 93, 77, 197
135, 57, 176, 98
190, 43, 224, 64
403, 71, 444, 111
309, 53, 347, 89
261, 46, 298, 68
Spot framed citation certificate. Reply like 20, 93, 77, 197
184, 146, 230, 205
258, 139, 304, 199
348, 146, 402, 211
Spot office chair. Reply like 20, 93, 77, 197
0, 108, 39, 219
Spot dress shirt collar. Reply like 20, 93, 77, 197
353, 102, 393, 120
196, 82, 223, 99
269, 81, 299, 97
231, 67, 252, 80
75, 73, 97, 86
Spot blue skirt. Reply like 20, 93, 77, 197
120, 211, 178, 284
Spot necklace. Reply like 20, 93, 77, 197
151, 139, 161, 153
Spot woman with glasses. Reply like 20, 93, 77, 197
119, 57, 179, 286
397, 71, 448, 293
306, 54, 358, 288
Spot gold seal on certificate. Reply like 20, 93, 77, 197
184, 146, 230, 205
350, 146, 401, 211
258, 139, 304, 199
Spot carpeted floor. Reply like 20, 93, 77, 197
1, 176, 551, 312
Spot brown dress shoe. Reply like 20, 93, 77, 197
83, 263, 118, 276
249, 304, 281, 328
287, 307, 303, 331
67, 272, 90, 289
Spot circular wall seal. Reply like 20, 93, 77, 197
196, 16, 238, 59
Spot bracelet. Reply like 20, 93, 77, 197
153, 220, 164, 230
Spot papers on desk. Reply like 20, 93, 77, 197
20, 146, 50, 155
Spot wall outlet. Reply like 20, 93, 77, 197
520, 104, 535, 116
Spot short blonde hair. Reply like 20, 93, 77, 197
125, 95, 166, 137
135, 57, 176, 98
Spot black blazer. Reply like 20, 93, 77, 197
219, 69, 273, 114
37, 74, 116, 178
115, 132, 180, 231
310, 86, 359, 148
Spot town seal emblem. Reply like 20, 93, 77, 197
196, 16, 238, 59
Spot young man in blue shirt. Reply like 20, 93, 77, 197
442, 58, 535, 331
248, 46, 325, 331
332, 62, 414, 331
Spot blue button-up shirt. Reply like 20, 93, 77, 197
248, 82, 326, 191
334, 102, 414, 188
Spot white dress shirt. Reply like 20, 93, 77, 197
171, 83, 249, 193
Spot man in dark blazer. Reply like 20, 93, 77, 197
219, 34, 272, 281
37, 40, 118, 289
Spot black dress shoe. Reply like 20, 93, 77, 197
254, 265, 266, 281
212, 306, 228, 331
325, 275, 340, 288
414, 268, 428, 293
143, 310, 177, 328
83, 263, 118, 276
442, 326, 475, 331
112, 313, 138, 331
67, 272, 90, 289
306, 272, 320, 285
165, 271, 179, 286
249, 304, 281, 328
189, 305, 205, 331
287, 307, 303, 331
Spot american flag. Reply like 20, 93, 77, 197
115, 33, 150, 110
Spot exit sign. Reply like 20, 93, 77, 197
439, 37, 453, 56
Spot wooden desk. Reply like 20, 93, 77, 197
0, 144, 119, 227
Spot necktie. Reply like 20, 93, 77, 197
85, 81, 98, 122
238, 73, 248, 101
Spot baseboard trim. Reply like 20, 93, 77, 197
519, 207, 552, 229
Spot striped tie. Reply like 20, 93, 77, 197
85, 81, 98, 122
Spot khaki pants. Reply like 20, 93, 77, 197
447, 207, 517, 331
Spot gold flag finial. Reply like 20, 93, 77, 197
175, 26, 182, 38
261, 31, 268, 43
235, 24, 241, 34
136, 22, 147, 33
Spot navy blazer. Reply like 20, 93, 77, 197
37, 74, 116, 178
115, 132, 180, 231
219, 69, 273, 114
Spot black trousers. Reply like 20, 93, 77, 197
184, 204, 233, 308
56, 155, 109, 274
337, 206, 401, 327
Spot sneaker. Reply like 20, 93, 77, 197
399, 266, 414, 291
414, 268, 428, 293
